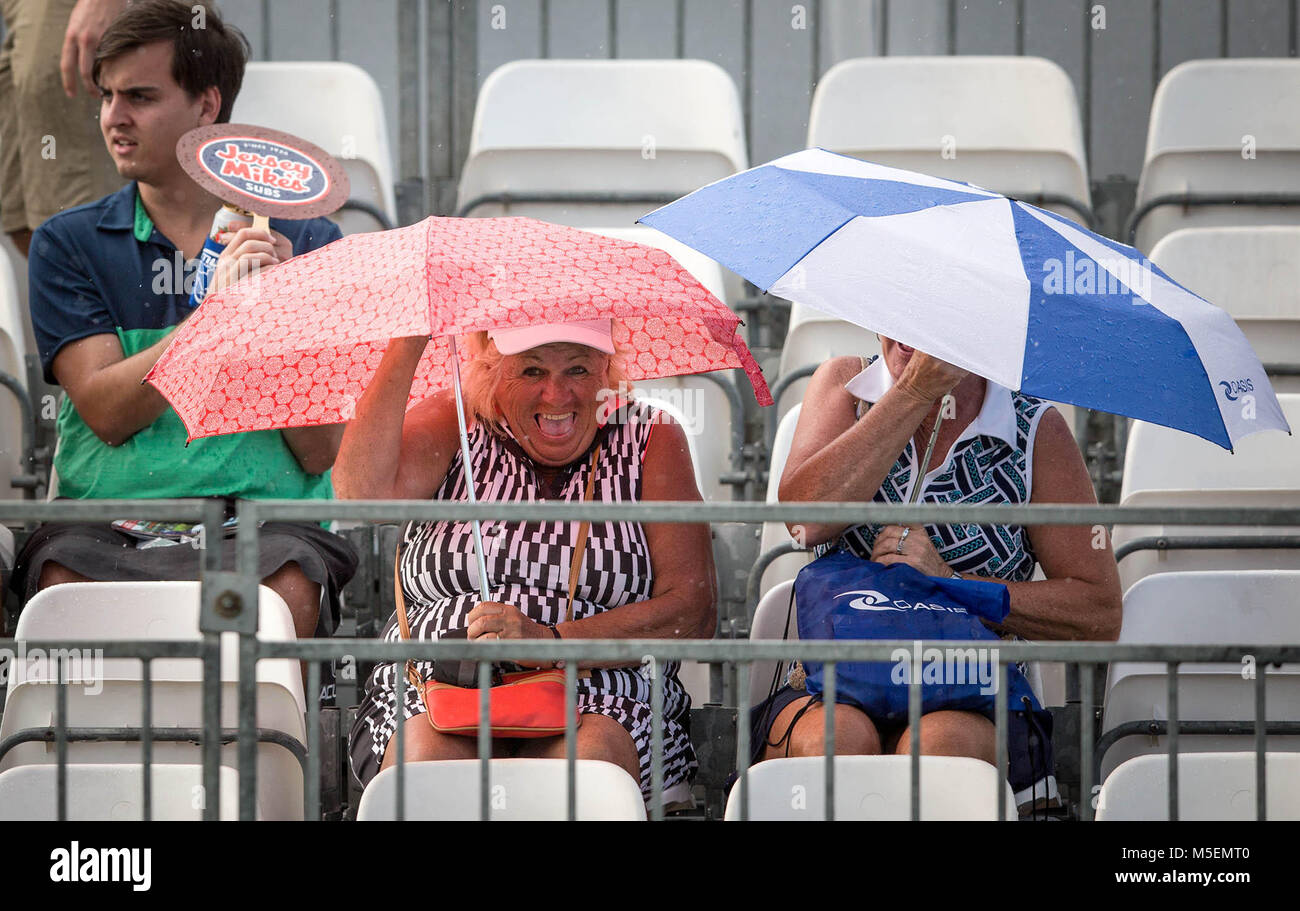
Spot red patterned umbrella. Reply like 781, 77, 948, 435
145, 215, 772, 440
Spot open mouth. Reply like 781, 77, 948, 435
111, 138, 138, 155
534, 412, 576, 439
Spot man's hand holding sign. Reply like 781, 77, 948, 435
176, 122, 350, 303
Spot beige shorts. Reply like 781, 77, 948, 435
0, 0, 122, 234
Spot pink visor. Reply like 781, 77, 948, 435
487, 319, 615, 355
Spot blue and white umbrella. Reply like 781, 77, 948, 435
640, 148, 1290, 449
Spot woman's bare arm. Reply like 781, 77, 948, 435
940, 408, 1122, 641
557, 416, 717, 651
333, 336, 461, 501
778, 354, 964, 545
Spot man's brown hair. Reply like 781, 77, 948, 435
94, 1, 250, 123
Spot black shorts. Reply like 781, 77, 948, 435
10, 520, 358, 636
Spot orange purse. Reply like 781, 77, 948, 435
394, 446, 599, 738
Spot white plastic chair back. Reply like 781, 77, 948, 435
1100, 571, 1300, 781
1134, 59, 1300, 252
1148, 227, 1300, 391
776, 304, 880, 422
1, 581, 306, 819
1114, 489, 1300, 593
624, 394, 702, 495
1097, 752, 1300, 821
458, 59, 746, 227
586, 224, 739, 503
1121, 394, 1300, 499
724, 755, 1015, 820
809, 56, 1091, 224
582, 225, 727, 301
747, 580, 798, 712
233, 62, 396, 233
756, 404, 811, 597
0, 233, 32, 354
356, 759, 646, 820
0, 249, 28, 501
0, 763, 248, 820
1114, 397, 1300, 591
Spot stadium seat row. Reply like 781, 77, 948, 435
4, 566, 1297, 820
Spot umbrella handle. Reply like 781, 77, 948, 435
909, 393, 955, 506
448, 335, 493, 603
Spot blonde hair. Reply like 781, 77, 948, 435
460, 330, 635, 427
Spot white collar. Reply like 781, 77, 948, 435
844, 357, 1019, 450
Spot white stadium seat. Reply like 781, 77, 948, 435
755, 404, 811, 598
1133, 59, 1300, 252
1097, 753, 1300, 821
1112, 395, 1300, 593
233, 62, 397, 233
582, 225, 741, 504
1148, 226, 1300, 392
1100, 571, 1300, 782
0, 763, 248, 821
0, 248, 30, 500
458, 59, 747, 229
808, 56, 1092, 226
724, 755, 1015, 820
356, 759, 646, 820
0, 582, 307, 820
747, 579, 798, 713
0, 233, 32, 356
1121, 395, 1300, 499
775, 304, 880, 423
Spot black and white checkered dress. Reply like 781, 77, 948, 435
349, 404, 697, 797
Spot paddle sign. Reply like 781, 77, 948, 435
176, 123, 350, 232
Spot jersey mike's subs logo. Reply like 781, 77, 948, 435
197, 136, 331, 206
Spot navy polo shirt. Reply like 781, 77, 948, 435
27, 181, 344, 500
29, 180, 342, 383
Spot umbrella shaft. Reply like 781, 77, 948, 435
910, 394, 954, 506
449, 336, 493, 603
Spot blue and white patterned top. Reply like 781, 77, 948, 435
826, 356, 1054, 583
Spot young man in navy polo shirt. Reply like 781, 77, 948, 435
11, 1, 356, 644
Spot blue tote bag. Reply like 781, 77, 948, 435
795, 550, 1041, 721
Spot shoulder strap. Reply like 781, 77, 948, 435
564, 444, 601, 623
393, 542, 424, 691
394, 544, 411, 640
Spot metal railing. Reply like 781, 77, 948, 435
1, 497, 1298, 821
1125, 192, 1300, 246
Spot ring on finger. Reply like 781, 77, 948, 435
896, 526, 911, 555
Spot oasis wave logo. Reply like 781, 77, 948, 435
1219, 378, 1254, 401
838, 590, 904, 611
197, 137, 330, 206
836, 590, 968, 614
